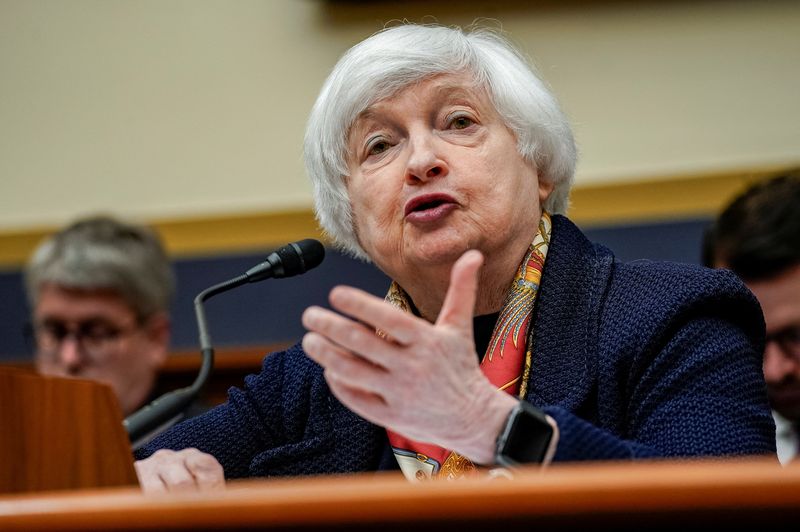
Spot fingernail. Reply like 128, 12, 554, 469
466, 249, 483, 262
302, 307, 318, 327
329, 285, 349, 305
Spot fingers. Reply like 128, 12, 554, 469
302, 331, 390, 393
327, 286, 424, 345
184, 450, 226, 491
302, 306, 405, 369
324, 370, 390, 426
134, 448, 224, 494
436, 249, 484, 330
134, 455, 168, 494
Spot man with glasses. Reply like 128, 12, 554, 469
24, 215, 174, 416
704, 170, 800, 464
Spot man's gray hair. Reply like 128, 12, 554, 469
304, 23, 577, 260
25, 215, 175, 319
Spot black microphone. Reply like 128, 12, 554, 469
244, 238, 326, 282
124, 239, 325, 449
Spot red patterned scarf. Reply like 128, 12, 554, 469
385, 212, 552, 481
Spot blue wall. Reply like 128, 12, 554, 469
582, 217, 710, 265
0, 216, 712, 360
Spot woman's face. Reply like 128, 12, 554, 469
345, 72, 552, 281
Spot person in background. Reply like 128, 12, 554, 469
704, 170, 800, 464
134, 24, 774, 492
24, 215, 174, 416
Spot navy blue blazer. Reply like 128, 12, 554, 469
137, 215, 776, 478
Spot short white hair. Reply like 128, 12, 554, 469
304, 24, 577, 260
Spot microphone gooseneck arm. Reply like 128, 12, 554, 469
124, 239, 325, 450
195, 274, 248, 355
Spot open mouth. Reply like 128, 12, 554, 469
404, 193, 456, 217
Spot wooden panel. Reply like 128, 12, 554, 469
567, 166, 784, 225
0, 368, 138, 494
0, 458, 797, 530
0, 209, 325, 268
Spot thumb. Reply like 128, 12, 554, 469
435, 249, 484, 332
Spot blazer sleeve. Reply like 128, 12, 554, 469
134, 345, 298, 479
543, 266, 777, 461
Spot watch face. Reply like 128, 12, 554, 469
497, 402, 554, 465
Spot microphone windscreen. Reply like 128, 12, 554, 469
276, 239, 325, 277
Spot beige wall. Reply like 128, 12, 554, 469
1, 0, 798, 231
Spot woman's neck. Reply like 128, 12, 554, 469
401, 241, 532, 322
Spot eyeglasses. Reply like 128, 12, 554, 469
25, 318, 142, 361
765, 326, 800, 362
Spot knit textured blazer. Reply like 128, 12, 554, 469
137, 215, 777, 477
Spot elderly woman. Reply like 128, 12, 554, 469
134, 24, 774, 490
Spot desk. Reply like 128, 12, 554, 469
1, 458, 798, 530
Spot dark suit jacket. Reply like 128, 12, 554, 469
137, 215, 776, 477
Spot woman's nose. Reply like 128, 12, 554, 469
405, 133, 449, 183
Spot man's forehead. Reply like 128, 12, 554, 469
35, 284, 136, 317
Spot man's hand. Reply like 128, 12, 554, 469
134, 448, 225, 493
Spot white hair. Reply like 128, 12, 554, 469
304, 24, 577, 260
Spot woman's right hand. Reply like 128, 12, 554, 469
134, 448, 225, 493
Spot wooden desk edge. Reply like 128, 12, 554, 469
1, 458, 798, 530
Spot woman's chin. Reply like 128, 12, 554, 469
404, 238, 474, 269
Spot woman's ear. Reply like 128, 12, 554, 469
538, 177, 555, 206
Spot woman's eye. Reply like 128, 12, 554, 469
449, 115, 475, 130
367, 139, 390, 156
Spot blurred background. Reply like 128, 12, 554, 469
1, 0, 799, 362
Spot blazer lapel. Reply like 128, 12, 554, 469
525, 215, 614, 415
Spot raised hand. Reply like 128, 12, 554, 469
302, 249, 517, 464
